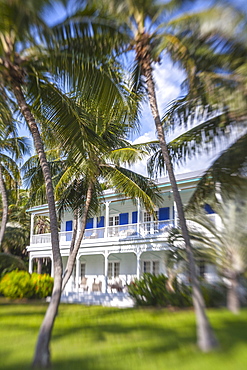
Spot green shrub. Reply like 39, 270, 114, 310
0, 270, 54, 299
128, 274, 227, 308
200, 282, 226, 307
31, 273, 54, 298
0, 270, 34, 299
128, 274, 192, 308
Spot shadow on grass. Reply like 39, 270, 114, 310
1, 305, 247, 370
214, 315, 247, 350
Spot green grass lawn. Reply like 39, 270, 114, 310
0, 299, 247, 370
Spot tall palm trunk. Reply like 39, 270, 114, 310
143, 53, 218, 351
11, 82, 63, 368
227, 271, 240, 314
62, 182, 94, 290
37, 258, 43, 274
0, 164, 8, 250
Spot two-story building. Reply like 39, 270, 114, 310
26, 170, 216, 302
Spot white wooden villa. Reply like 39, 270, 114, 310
26, 170, 217, 306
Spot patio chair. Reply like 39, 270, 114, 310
80, 277, 89, 291
109, 278, 123, 292
92, 278, 102, 292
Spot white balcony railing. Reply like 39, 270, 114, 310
31, 220, 174, 245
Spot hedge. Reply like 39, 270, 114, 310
0, 270, 53, 299
128, 273, 226, 308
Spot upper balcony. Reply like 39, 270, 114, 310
27, 171, 208, 249
31, 219, 174, 245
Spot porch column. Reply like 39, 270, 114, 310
104, 201, 111, 238
29, 255, 33, 273
76, 257, 80, 292
77, 211, 81, 239
104, 251, 108, 293
173, 200, 178, 228
30, 213, 35, 244
136, 251, 141, 280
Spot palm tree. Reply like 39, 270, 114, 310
85, 0, 231, 351
0, 1, 138, 367
186, 191, 247, 314
59, 145, 161, 290
147, 4, 247, 185
23, 103, 161, 291
0, 3, 64, 366
183, 134, 247, 211
0, 125, 30, 251
1, 189, 30, 258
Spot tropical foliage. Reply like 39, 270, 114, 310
0, 0, 146, 365
0, 270, 53, 299
128, 273, 193, 308
186, 191, 247, 314
86, 0, 237, 351
0, 253, 27, 278
0, 124, 30, 251
128, 273, 226, 308
23, 121, 161, 290
0, 0, 246, 367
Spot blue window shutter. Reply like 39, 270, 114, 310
204, 204, 215, 214
66, 220, 73, 241
159, 207, 170, 220
97, 216, 104, 228
132, 211, 137, 224
66, 220, 73, 231
85, 218, 93, 229
120, 213, 128, 225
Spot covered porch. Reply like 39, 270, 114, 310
63, 249, 167, 295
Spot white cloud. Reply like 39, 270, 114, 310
153, 57, 185, 113
132, 131, 157, 145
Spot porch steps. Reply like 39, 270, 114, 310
60, 292, 135, 308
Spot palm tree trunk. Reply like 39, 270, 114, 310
227, 272, 240, 314
0, 164, 8, 250
144, 58, 218, 351
62, 182, 94, 290
37, 258, 43, 274
70, 208, 79, 253
11, 82, 63, 368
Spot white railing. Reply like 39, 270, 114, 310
84, 227, 105, 239
31, 220, 174, 244
32, 233, 52, 244
141, 220, 173, 236
108, 223, 138, 238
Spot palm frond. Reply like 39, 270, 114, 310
101, 164, 162, 213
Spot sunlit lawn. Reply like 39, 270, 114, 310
0, 299, 247, 370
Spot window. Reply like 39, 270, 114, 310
143, 261, 151, 273
143, 212, 151, 233
108, 262, 120, 278
142, 260, 159, 275
144, 212, 151, 223
153, 261, 160, 276
109, 215, 119, 236
143, 211, 159, 233
81, 263, 86, 278
198, 260, 206, 278
109, 215, 119, 226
